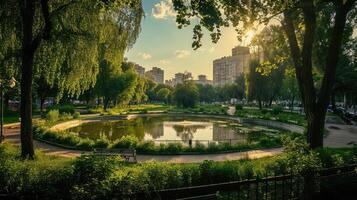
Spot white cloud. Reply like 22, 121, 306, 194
152, 0, 176, 19
174, 50, 191, 58
138, 52, 152, 60
159, 59, 171, 65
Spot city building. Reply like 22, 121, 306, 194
194, 75, 213, 85
134, 64, 145, 76
213, 46, 250, 86
165, 71, 193, 86
145, 67, 164, 84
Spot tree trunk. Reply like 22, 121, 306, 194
290, 95, 295, 112
103, 97, 110, 111
20, 0, 35, 158
331, 90, 337, 113
258, 99, 262, 110
40, 96, 45, 118
306, 110, 325, 149
282, 0, 353, 149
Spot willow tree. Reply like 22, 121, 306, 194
173, 0, 356, 149
0, 0, 143, 158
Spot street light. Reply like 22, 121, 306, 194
0, 77, 16, 143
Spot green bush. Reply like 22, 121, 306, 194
111, 135, 139, 149
47, 104, 75, 114
77, 138, 94, 150
60, 112, 73, 121
93, 136, 110, 149
46, 110, 60, 123
165, 143, 183, 153
272, 106, 283, 115
235, 104, 243, 110
73, 112, 81, 119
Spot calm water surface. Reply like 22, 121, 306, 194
68, 116, 280, 143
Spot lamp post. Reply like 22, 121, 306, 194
0, 77, 16, 143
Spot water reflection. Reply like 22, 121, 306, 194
68, 116, 278, 143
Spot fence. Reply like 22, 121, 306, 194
131, 164, 357, 200
153, 139, 248, 147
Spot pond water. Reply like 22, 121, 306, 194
68, 115, 281, 145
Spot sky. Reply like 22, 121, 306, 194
125, 0, 248, 81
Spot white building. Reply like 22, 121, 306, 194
145, 67, 164, 84
213, 46, 250, 86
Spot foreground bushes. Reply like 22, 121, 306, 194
1, 140, 357, 199
34, 127, 295, 154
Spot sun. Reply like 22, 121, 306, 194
242, 29, 255, 45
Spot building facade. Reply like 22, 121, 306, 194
194, 75, 213, 85
165, 71, 193, 86
134, 64, 145, 76
213, 46, 250, 86
145, 67, 164, 84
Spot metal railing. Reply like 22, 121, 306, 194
131, 164, 357, 200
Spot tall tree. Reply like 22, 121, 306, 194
173, 0, 356, 149
0, 0, 143, 158
173, 81, 199, 108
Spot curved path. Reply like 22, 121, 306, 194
3, 115, 357, 163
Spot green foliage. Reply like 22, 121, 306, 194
47, 104, 75, 114
46, 110, 60, 123
73, 112, 81, 119
157, 88, 172, 103
60, 112, 73, 121
173, 81, 199, 108
280, 137, 322, 174
34, 125, 294, 154
1, 142, 357, 198
235, 104, 243, 110
111, 135, 139, 149
272, 106, 283, 115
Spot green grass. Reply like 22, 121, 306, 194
236, 107, 307, 126
89, 104, 172, 114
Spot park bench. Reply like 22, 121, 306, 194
93, 148, 137, 163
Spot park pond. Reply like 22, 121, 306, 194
68, 115, 285, 146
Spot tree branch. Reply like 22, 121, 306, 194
282, 11, 305, 102
317, 0, 356, 109
299, 0, 317, 112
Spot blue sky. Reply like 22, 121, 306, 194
125, 0, 244, 80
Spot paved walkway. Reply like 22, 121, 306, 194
3, 116, 357, 163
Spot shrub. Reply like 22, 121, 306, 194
111, 135, 139, 149
76, 138, 94, 150
47, 104, 75, 114
73, 112, 81, 119
46, 110, 59, 123
165, 143, 183, 153
272, 106, 283, 115
260, 109, 268, 114
136, 141, 156, 152
93, 136, 110, 149
235, 104, 243, 110
60, 112, 73, 121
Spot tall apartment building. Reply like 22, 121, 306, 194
134, 64, 145, 76
165, 71, 193, 86
194, 75, 213, 85
145, 67, 164, 84
213, 46, 250, 86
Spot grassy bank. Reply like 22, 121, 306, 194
33, 126, 299, 154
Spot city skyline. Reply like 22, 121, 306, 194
125, 0, 253, 80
